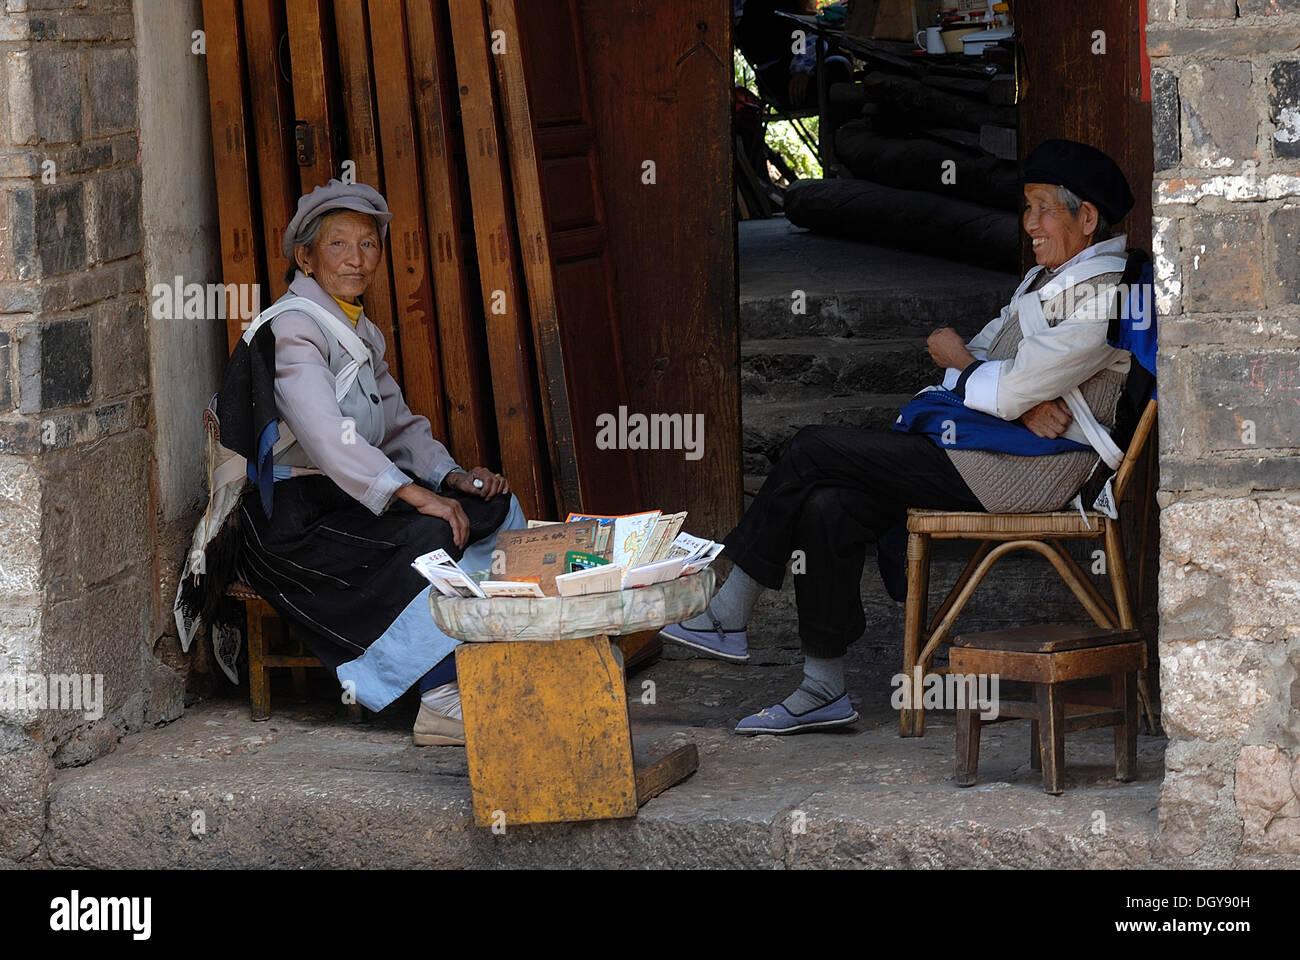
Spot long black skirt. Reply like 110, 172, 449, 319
234, 474, 511, 710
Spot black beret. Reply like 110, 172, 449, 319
1020, 139, 1135, 225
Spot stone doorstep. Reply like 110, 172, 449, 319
39, 664, 1165, 870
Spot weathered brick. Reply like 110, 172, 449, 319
46, 431, 152, 588
17, 317, 91, 412
2, 187, 37, 282
91, 296, 146, 399
1148, 25, 1300, 58
1268, 205, 1300, 305
88, 47, 135, 135
1180, 60, 1257, 170
91, 165, 140, 262
1160, 455, 1300, 493
29, 48, 82, 144
1236, 745, 1300, 855
0, 738, 53, 861
34, 181, 85, 277
1161, 497, 1300, 644
0, 332, 10, 410
0, 402, 129, 456
1186, 0, 1238, 16
1268, 61, 1300, 159
1185, 214, 1264, 311
1152, 70, 1180, 172
1239, 0, 1300, 13
1205, 352, 1300, 451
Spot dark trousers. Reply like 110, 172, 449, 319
722, 426, 985, 658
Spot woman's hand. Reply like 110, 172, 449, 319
926, 327, 977, 371
1020, 399, 1073, 439
395, 484, 469, 548
445, 467, 510, 501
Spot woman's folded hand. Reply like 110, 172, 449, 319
446, 466, 510, 501
395, 484, 469, 548
1019, 399, 1073, 439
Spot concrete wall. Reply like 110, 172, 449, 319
1149, 0, 1300, 865
133, 0, 224, 683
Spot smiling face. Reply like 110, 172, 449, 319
294, 210, 383, 303
1022, 183, 1098, 270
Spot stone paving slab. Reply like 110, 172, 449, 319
41, 653, 1167, 870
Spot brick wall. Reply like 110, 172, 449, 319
1149, 1, 1300, 864
0, 0, 180, 863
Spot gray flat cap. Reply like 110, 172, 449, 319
282, 179, 392, 259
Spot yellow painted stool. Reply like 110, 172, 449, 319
433, 571, 714, 827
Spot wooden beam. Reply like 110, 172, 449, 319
446, 0, 552, 520
241, 0, 298, 303
285, 0, 341, 188
201, 0, 263, 352
332, 0, 402, 372
367, 0, 447, 439
406, 0, 494, 467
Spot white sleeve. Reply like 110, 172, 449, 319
963, 281, 1128, 421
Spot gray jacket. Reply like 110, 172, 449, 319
269, 273, 460, 514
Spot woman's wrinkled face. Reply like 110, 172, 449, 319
295, 210, 382, 303
1022, 183, 1095, 270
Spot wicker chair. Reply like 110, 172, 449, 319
898, 398, 1158, 737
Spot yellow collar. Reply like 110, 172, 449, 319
330, 295, 363, 326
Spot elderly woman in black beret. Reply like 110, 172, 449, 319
186, 179, 523, 746
662, 140, 1141, 738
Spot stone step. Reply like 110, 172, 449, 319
742, 392, 912, 475
740, 286, 1009, 342
741, 336, 938, 399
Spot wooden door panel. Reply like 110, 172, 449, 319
1015, 0, 1153, 259
332, 0, 402, 368
285, 0, 341, 188
368, 0, 447, 438
573, 0, 740, 539
448, 0, 552, 520
242, 0, 298, 303
495, 0, 642, 517
406, 0, 495, 468
202, 0, 264, 352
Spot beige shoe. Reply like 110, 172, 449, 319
413, 703, 465, 746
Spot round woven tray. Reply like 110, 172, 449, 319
429, 568, 715, 643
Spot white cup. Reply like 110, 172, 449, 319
916, 26, 945, 54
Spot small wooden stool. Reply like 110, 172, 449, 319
456, 635, 698, 827
949, 625, 1145, 795
227, 582, 363, 723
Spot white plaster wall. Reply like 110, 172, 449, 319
133, 0, 224, 625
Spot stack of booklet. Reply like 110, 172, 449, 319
410, 510, 724, 600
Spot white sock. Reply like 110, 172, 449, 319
420, 681, 462, 720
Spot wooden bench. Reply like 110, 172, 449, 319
948, 624, 1145, 795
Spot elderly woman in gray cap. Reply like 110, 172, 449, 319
219, 179, 523, 746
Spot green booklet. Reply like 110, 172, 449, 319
565, 551, 609, 573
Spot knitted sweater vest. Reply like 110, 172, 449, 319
945, 270, 1127, 513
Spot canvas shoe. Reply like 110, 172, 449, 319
413, 681, 465, 746
658, 614, 749, 663
734, 693, 859, 736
